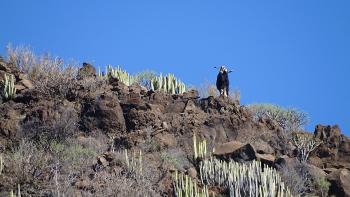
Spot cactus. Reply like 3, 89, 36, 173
124, 149, 143, 177
1, 73, 16, 100
199, 157, 293, 197
0, 155, 3, 175
107, 65, 136, 86
151, 73, 186, 94
193, 134, 208, 160
173, 170, 209, 197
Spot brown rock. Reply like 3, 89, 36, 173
14, 84, 26, 91
18, 79, 33, 89
80, 94, 126, 133
252, 139, 275, 154
256, 153, 275, 166
77, 62, 96, 79
97, 156, 109, 167
213, 141, 256, 161
213, 141, 245, 155
155, 133, 177, 147
187, 167, 197, 179
327, 169, 350, 197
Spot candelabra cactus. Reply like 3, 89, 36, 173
151, 73, 186, 94
199, 157, 293, 197
292, 134, 321, 162
107, 65, 136, 86
1, 73, 16, 100
124, 149, 143, 177
193, 134, 208, 160
173, 170, 209, 197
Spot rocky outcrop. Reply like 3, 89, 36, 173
327, 169, 350, 197
77, 62, 96, 79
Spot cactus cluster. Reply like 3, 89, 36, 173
173, 170, 209, 197
199, 157, 293, 197
193, 134, 208, 160
292, 134, 321, 162
107, 65, 136, 86
124, 149, 143, 177
1, 73, 16, 100
150, 73, 186, 94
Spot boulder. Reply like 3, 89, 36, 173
256, 153, 275, 166
327, 169, 350, 197
77, 62, 96, 79
213, 141, 256, 161
80, 94, 126, 133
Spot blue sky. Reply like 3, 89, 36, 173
1, 1, 349, 135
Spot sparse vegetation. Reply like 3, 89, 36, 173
248, 103, 308, 133
7, 45, 77, 98
279, 162, 312, 196
314, 175, 331, 197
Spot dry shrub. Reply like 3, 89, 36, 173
7, 45, 78, 98
196, 81, 218, 98
20, 103, 79, 146
0, 140, 54, 196
279, 162, 312, 196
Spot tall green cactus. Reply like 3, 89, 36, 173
1, 73, 16, 100
107, 65, 136, 86
151, 73, 186, 94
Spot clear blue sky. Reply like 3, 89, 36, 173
1, 1, 349, 135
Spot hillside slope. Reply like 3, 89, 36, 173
0, 58, 349, 196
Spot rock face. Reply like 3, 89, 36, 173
213, 141, 256, 162
313, 124, 350, 169
80, 93, 126, 133
327, 169, 350, 197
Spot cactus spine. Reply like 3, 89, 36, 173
1, 73, 16, 100
151, 73, 186, 94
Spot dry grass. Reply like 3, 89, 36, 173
7, 44, 78, 98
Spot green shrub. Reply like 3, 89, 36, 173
248, 103, 308, 133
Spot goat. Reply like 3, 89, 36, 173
215, 66, 233, 97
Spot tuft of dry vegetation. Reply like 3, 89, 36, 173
7, 44, 78, 98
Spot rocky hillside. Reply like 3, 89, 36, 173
0, 56, 350, 197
